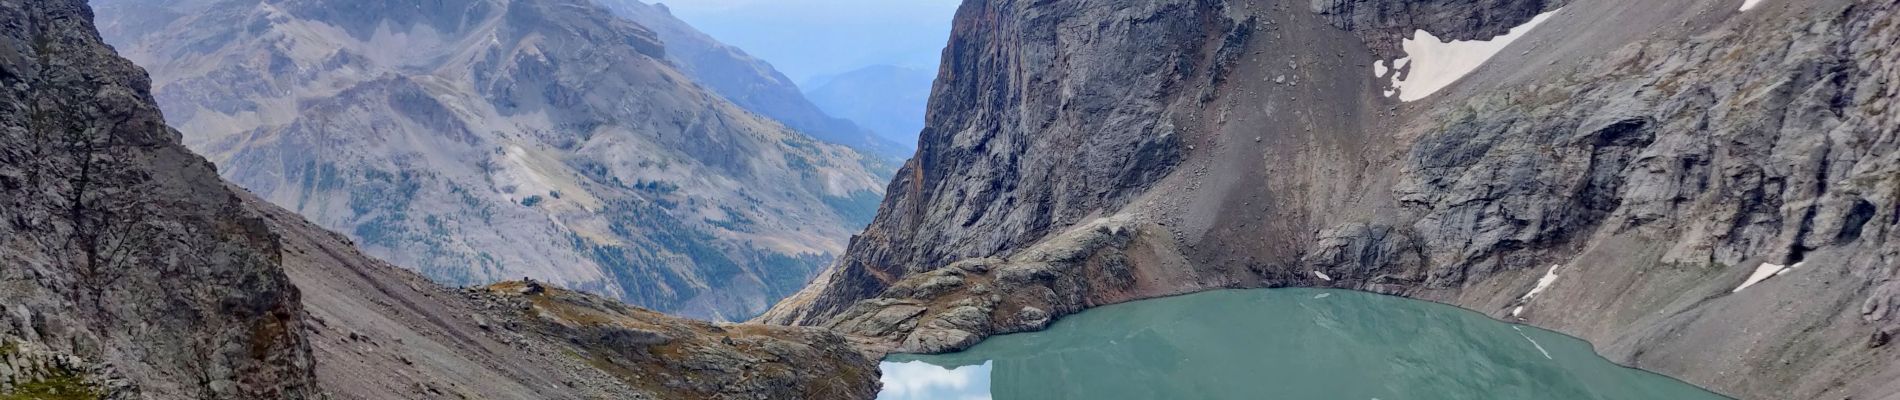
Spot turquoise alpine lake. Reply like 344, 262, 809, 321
876, 288, 1729, 400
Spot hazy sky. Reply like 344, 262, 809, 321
653, 0, 961, 84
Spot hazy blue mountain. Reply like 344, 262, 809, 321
649, 0, 958, 83
803, 65, 934, 147
596, 0, 912, 161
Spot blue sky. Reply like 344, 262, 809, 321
653, 0, 961, 83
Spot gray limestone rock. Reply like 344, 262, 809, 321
0, 0, 315, 396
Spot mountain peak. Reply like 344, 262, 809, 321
94, 0, 886, 320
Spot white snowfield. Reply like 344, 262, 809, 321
1383, 10, 1560, 101
1733, 262, 1804, 293
1511, 264, 1562, 317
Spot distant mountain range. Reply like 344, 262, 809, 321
635, 0, 960, 85
803, 65, 935, 150
595, 0, 913, 160
91, 0, 888, 321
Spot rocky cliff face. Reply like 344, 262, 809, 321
90, 0, 889, 321
1310, 0, 1570, 58
763, 0, 1211, 323
596, 0, 913, 160
767, 0, 1900, 398
0, 0, 315, 397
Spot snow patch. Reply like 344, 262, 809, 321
1510, 264, 1561, 317
1740, 0, 1764, 11
1775, 262, 1803, 276
1523, 265, 1561, 299
1383, 10, 1560, 101
1733, 262, 1803, 292
1313, 271, 1333, 281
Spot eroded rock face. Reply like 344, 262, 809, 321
466, 282, 880, 399
0, 0, 315, 397
771, 0, 1900, 398
1310, 0, 1570, 57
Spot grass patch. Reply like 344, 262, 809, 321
0, 355, 102, 400
1, 371, 102, 400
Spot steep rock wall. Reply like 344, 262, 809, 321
766, 0, 1224, 323
0, 0, 315, 397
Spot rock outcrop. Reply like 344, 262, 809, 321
767, 0, 1900, 398
467, 281, 877, 399
1310, 0, 1571, 58
261, 189, 878, 399
0, 0, 315, 397
90, 0, 888, 321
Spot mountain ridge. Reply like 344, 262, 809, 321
91, 0, 888, 320
593, 0, 915, 160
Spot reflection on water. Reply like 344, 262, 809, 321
876, 360, 991, 400
879, 289, 1728, 400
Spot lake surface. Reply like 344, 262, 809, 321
878, 288, 1728, 400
